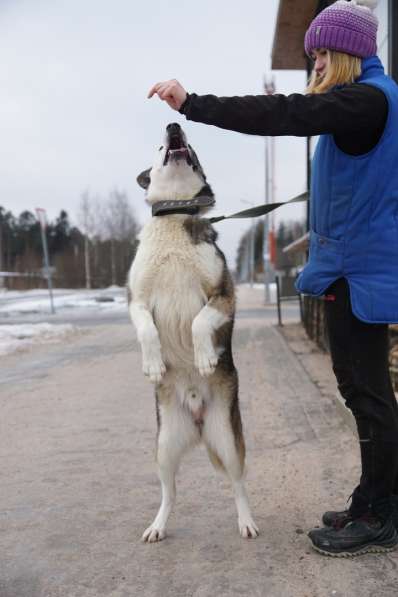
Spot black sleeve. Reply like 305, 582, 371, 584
179, 84, 387, 139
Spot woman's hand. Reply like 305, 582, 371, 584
148, 79, 187, 111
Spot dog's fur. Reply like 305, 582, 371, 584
127, 123, 258, 542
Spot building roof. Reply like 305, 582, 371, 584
272, 0, 319, 70
282, 232, 310, 254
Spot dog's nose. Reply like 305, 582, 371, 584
166, 122, 181, 133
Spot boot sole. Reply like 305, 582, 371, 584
310, 542, 397, 558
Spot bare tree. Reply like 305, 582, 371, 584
102, 189, 139, 286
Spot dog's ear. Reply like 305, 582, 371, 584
137, 168, 151, 190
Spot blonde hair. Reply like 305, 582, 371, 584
306, 50, 362, 94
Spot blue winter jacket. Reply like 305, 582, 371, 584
296, 56, 398, 323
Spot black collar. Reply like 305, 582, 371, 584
152, 195, 215, 217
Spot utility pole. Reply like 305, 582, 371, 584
263, 75, 276, 303
250, 218, 255, 287
241, 199, 256, 287
36, 208, 55, 314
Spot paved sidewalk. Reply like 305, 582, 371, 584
1, 286, 397, 597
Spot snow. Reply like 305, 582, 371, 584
0, 286, 127, 355
0, 323, 75, 356
0, 287, 127, 316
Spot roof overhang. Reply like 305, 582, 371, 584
272, 0, 319, 70
283, 232, 310, 254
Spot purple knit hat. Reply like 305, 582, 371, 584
304, 0, 378, 58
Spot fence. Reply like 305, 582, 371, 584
301, 295, 329, 352
275, 274, 302, 326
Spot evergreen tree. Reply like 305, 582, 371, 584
49, 210, 72, 253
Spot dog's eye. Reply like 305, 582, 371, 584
159, 146, 163, 151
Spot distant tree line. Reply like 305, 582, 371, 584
236, 219, 306, 281
0, 189, 139, 290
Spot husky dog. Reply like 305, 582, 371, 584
127, 123, 258, 542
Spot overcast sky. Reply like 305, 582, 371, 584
0, 0, 309, 267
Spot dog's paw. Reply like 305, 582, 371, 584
195, 349, 218, 376
142, 524, 166, 543
142, 357, 166, 383
239, 518, 259, 539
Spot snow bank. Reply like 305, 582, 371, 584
0, 323, 75, 356
0, 288, 127, 316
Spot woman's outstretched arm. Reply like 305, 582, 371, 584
148, 78, 387, 140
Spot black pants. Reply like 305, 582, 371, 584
324, 278, 398, 518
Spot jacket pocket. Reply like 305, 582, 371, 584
310, 230, 344, 269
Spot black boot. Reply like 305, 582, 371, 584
322, 509, 352, 529
310, 498, 398, 557
309, 516, 398, 557
392, 495, 398, 530
322, 486, 368, 529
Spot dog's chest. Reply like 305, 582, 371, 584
136, 218, 222, 296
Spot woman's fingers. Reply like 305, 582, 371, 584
148, 79, 181, 101
157, 82, 175, 100
147, 79, 187, 111
147, 82, 162, 98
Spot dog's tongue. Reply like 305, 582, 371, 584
168, 147, 188, 155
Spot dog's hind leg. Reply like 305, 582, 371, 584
142, 385, 199, 543
203, 373, 259, 539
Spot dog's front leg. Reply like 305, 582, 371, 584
192, 301, 230, 376
129, 302, 166, 383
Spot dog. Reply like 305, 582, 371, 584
127, 122, 258, 542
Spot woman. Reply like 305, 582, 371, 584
148, 0, 398, 557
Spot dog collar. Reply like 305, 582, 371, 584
152, 195, 215, 217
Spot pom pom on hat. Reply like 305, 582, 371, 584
355, 0, 378, 9
304, 0, 379, 58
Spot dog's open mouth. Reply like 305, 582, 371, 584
164, 130, 192, 166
